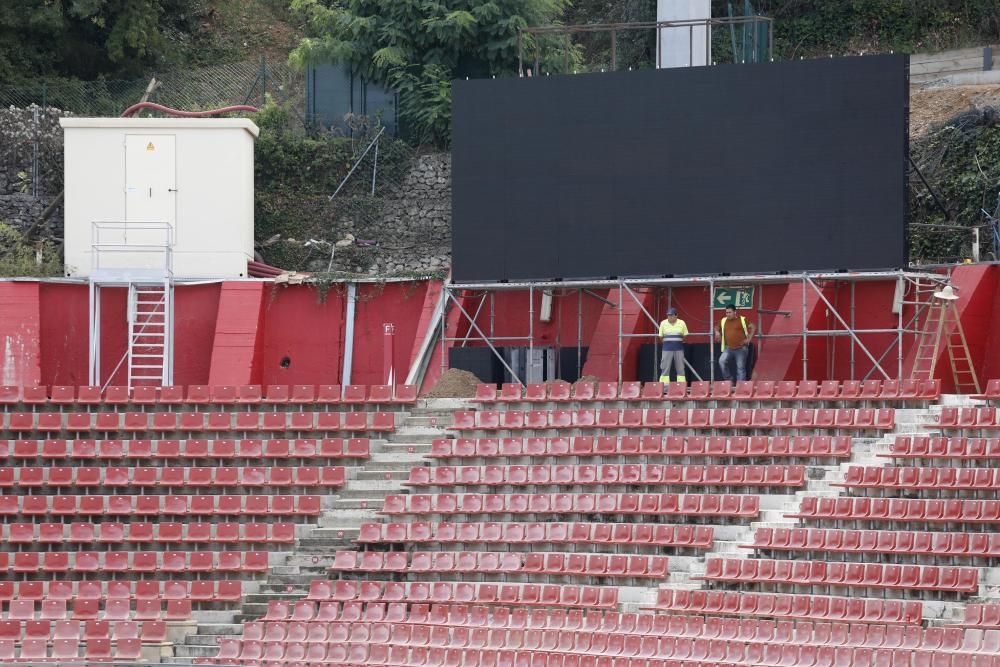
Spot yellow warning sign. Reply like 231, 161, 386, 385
146, 142, 155, 152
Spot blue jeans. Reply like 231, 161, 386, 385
719, 346, 749, 381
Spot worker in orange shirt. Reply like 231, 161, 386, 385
714, 305, 756, 383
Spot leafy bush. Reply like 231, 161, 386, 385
0, 223, 61, 277
910, 110, 1000, 262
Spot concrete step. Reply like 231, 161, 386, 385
356, 469, 411, 480
173, 645, 219, 658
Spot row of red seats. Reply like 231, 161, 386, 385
789, 497, 1000, 523
0, 598, 194, 621
0, 493, 321, 516
973, 379, 1000, 400
0, 637, 143, 662
0, 464, 345, 487
380, 493, 760, 518
330, 550, 669, 579
933, 407, 1000, 429
0, 436, 370, 459
0, 579, 238, 603
957, 605, 1000, 629
882, 436, 1000, 460
0, 549, 268, 573
0, 383, 417, 405
429, 435, 851, 459
0, 520, 294, 544
0, 410, 395, 432
698, 558, 978, 593
836, 465, 1000, 490
303, 580, 619, 609
744, 527, 1000, 558
355, 522, 713, 549
208, 639, 995, 667
214, 619, 996, 656
0, 619, 165, 642
475, 379, 939, 404
649, 589, 921, 624
407, 463, 805, 488
240, 613, 978, 651
452, 408, 894, 431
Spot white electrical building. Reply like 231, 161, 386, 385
60, 117, 259, 280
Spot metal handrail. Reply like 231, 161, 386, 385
91, 221, 175, 277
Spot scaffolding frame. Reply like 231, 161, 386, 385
440, 270, 949, 386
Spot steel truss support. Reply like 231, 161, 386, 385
441, 270, 945, 384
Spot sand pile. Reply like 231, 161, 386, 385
426, 368, 483, 398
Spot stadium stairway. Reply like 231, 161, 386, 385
173, 398, 459, 661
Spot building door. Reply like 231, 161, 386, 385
124, 134, 176, 252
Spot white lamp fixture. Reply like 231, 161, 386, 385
933, 285, 959, 301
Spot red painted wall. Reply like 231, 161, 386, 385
0, 283, 42, 387
173, 284, 221, 386
352, 282, 429, 385
259, 285, 347, 386
39, 283, 94, 386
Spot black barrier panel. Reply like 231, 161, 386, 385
452, 55, 908, 282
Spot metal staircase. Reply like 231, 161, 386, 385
127, 282, 173, 386
89, 221, 175, 388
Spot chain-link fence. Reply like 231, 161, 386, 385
0, 57, 304, 121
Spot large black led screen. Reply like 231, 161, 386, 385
451, 55, 908, 282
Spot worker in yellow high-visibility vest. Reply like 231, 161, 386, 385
658, 308, 688, 384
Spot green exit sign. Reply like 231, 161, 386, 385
713, 287, 755, 309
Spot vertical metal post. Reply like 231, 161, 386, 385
689, 25, 693, 66
577, 289, 583, 378
801, 274, 808, 380
528, 285, 534, 360
706, 19, 711, 66
342, 283, 358, 385
261, 54, 267, 103
439, 285, 447, 375
371, 137, 379, 196
564, 34, 570, 73
88, 281, 97, 386
490, 291, 495, 337
897, 273, 904, 379
165, 279, 174, 386
850, 281, 856, 380
518, 33, 524, 76
610, 29, 617, 71
708, 277, 715, 381
617, 281, 624, 385
656, 24, 661, 69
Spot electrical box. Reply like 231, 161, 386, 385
60, 117, 259, 279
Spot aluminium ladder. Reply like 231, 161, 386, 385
126, 281, 173, 387
910, 296, 980, 394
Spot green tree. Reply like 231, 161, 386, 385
0, 0, 196, 82
290, 0, 571, 145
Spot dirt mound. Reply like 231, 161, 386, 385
574, 375, 602, 386
426, 368, 482, 398
911, 84, 1000, 136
